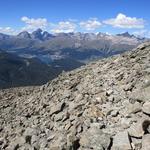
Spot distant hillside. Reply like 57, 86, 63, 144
51, 57, 84, 71
0, 50, 56, 88
0, 50, 84, 88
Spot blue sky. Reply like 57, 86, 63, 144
0, 0, 150, 37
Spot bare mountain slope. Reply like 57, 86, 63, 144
0, 50, 84, 88
0, 42, 150, 149
0, 50, 57, 88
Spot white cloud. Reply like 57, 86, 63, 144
51, 21, 76, 33
133, 30, 150, 38
21, 16, 48, 31
0, 27, 16, 34
80, 18, 102, 31
0, 15, 148, 35
104, 13, 145, 29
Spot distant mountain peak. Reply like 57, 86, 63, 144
17, 31, 31, 39
42, 31, 55, 40
0, 33, 10, 40
116, 32, 135, 38
34, 28, 43, 33
31, 28, 43, 40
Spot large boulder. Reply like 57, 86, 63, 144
80, 126, 111, 150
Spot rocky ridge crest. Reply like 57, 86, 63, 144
0, 42, 150, 149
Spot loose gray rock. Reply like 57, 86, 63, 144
131, 137, 142, 150
128, 121, 144, 138
111, 110, 119, 117
142, 102, 150, 115
80, 127, 111, 150
127, 102, 142, 114
141, 134, 150, 150
131, 86, 150, 102
111, 131, 132, 150
50, 102, 66, 116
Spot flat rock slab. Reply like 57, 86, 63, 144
49, 102, 66, 116
80, 127, 111, 150
142, 134, 150, 150
127, 102, 142, 114
128, 120, 144, 138
131, 87, 150, 102
111, 131, 132, 150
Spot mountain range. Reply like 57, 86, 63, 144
0, 29, 148, 63
0, 29, 149, 88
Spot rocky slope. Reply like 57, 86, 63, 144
0, 42, 150, 149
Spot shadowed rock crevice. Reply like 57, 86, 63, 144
142, 120, 150, 134
72, 139, 80, 150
